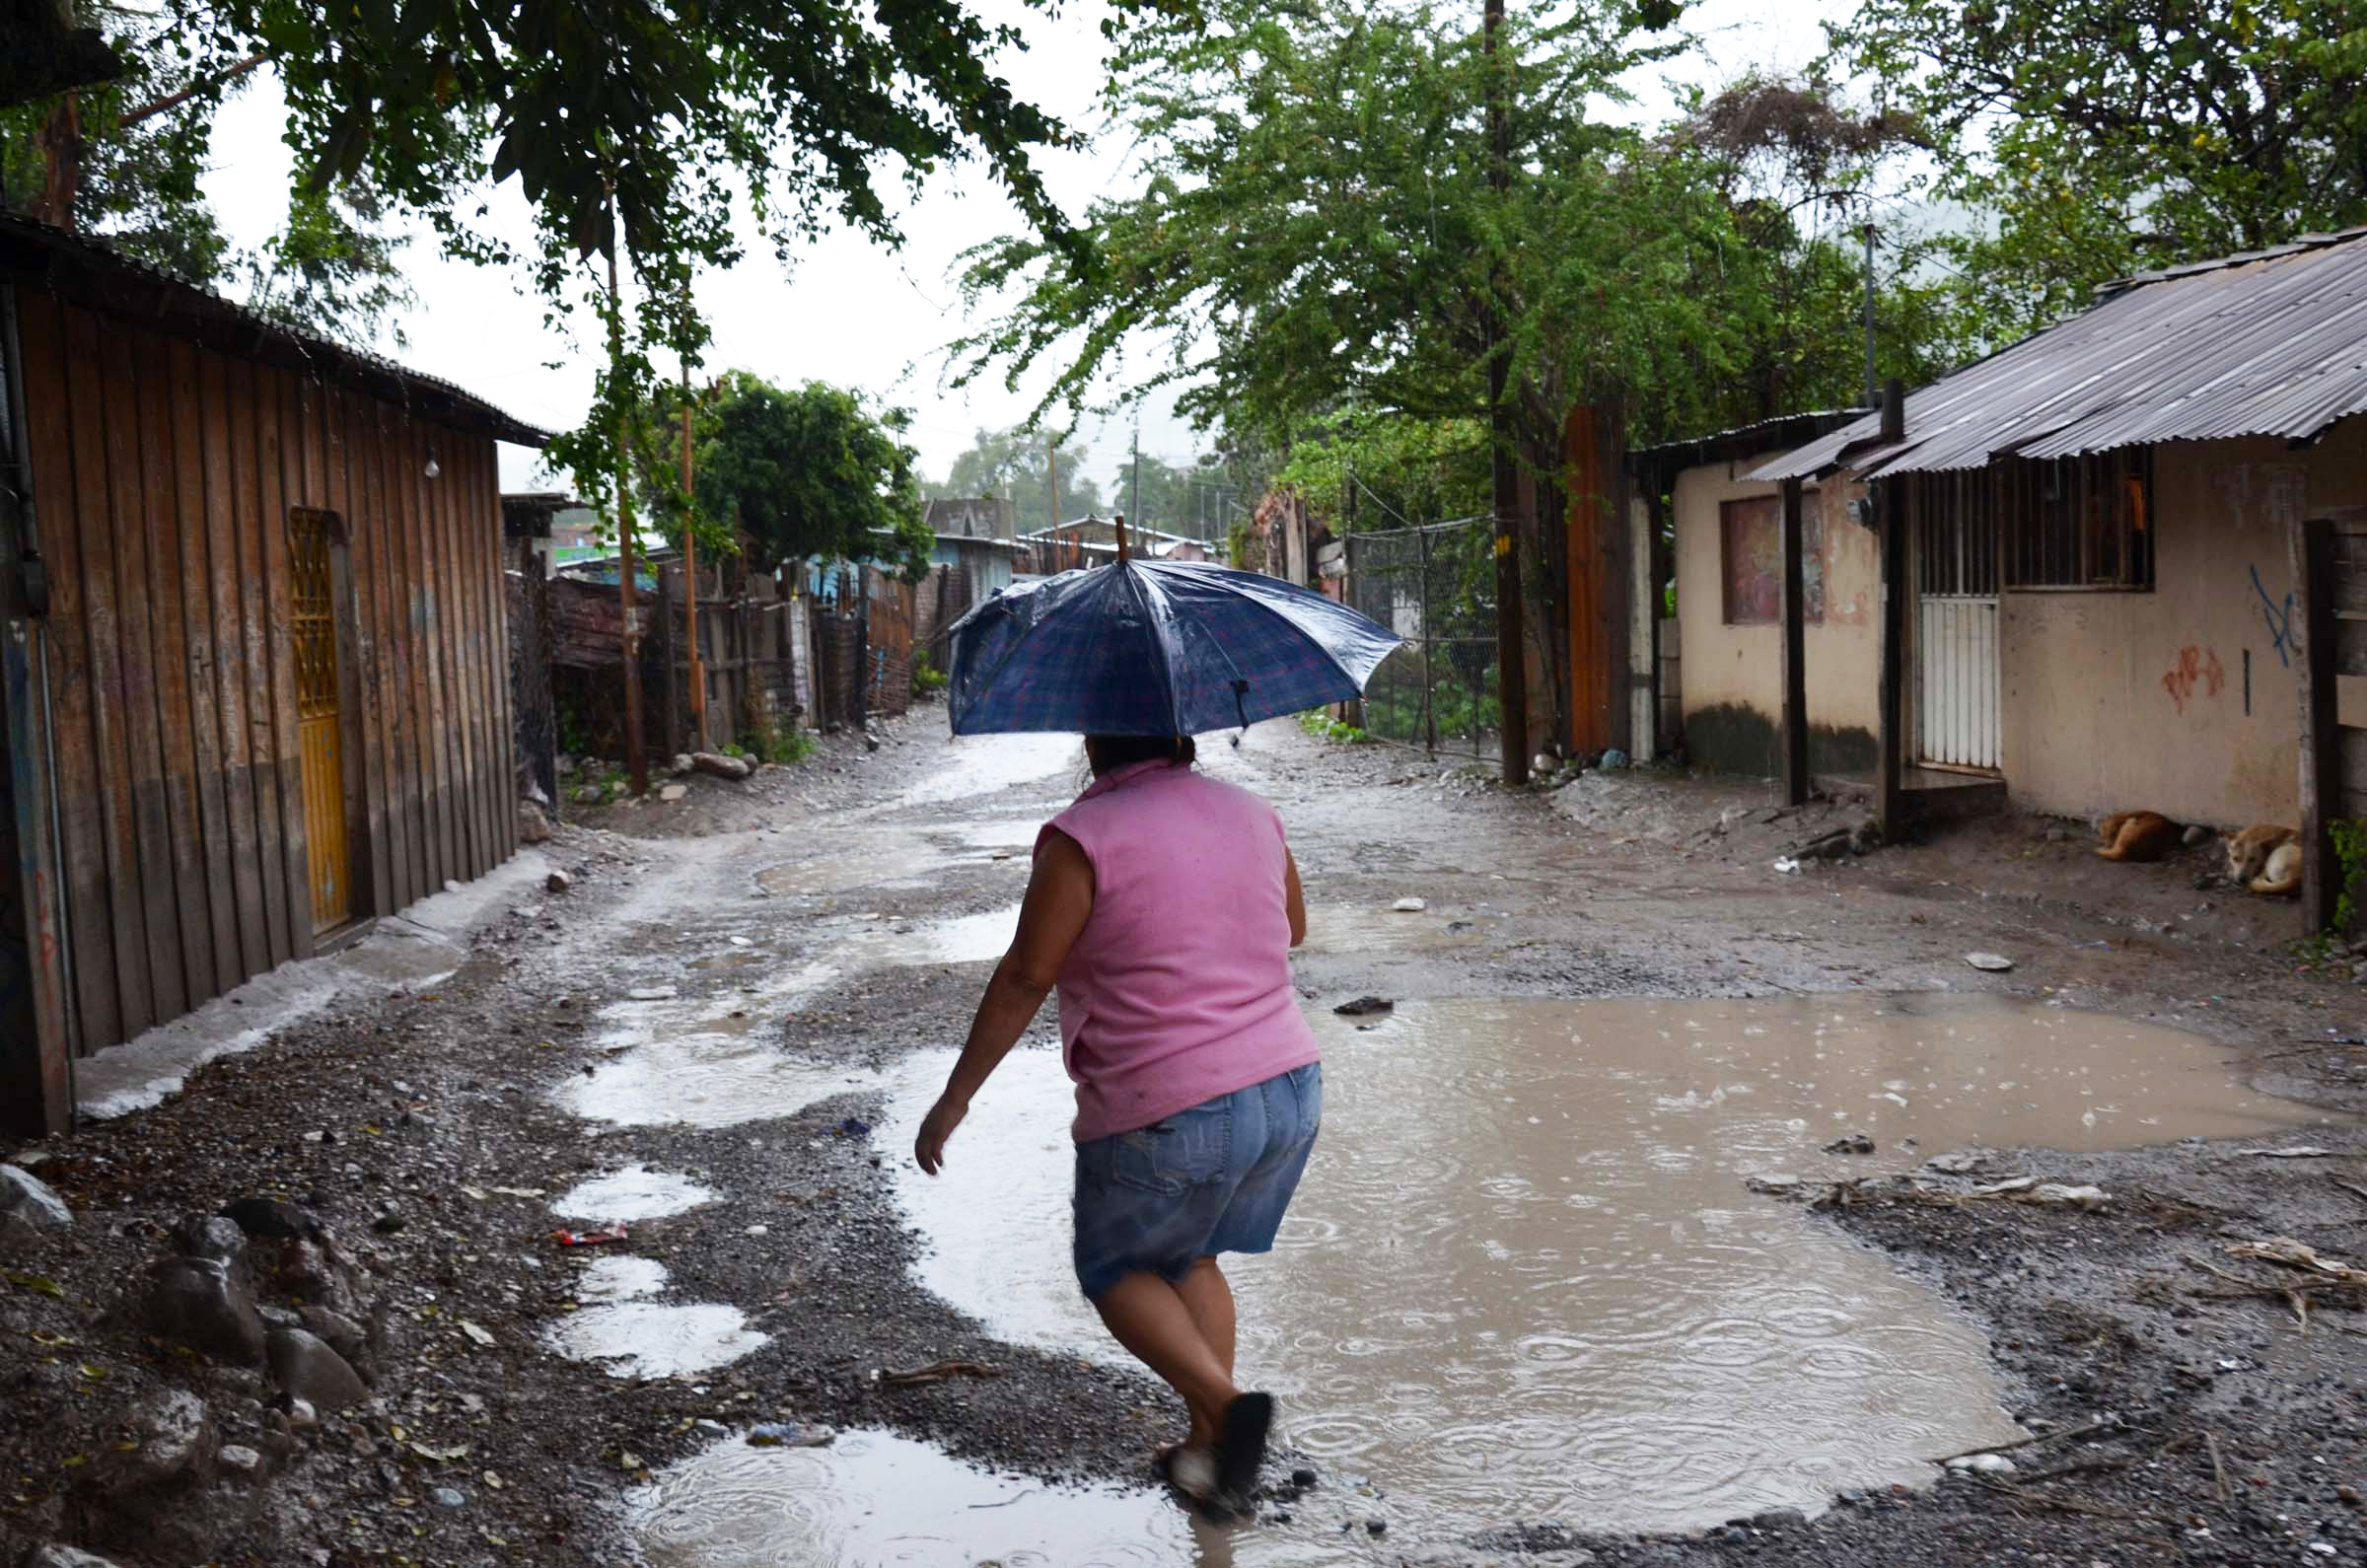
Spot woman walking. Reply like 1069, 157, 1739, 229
913, 733, 1324, 1519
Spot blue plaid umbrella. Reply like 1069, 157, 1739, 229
945, 560, 1402, 736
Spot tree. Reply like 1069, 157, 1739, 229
0, 10, 414, 347
931, 425, 1105, 528
1828, 0, 2367, 336
1107, 451, 1214, 535
1271, 410, 1491, 529
695, 374, 933, 581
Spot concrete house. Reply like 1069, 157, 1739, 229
1748, 228, 2367, 846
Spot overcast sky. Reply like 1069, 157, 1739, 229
197, 0, 1853, 497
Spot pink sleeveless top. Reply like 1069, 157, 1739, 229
1039, 760, 1322, 1142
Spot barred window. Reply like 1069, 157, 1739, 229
2003, 449, 2154, 591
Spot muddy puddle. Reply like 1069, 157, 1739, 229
1299, 902, 1489, 955
861, 733, 1081, 816
632, 1428, 1218, 1568
551, 1164, 717, 1222
545, 1256, 769, 1379
875, 993, 2328, 1549
814, 904, 1021, 970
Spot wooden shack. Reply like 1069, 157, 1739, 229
0, 215, 548, 1134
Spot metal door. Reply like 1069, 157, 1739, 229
1913, 477, 2000, 771
289, 509, 350, 931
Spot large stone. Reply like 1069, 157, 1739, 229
88, 1389, 213, 1499
170, 1213, 247, 1264
220, 1196, 317, 1241
26, 1547, 130, 1568
0, 1165, 73, 1231
517, 799, 553, 844
691, 751, 753, 782
268, 1236, 364, 1318
266, 1327, 367, 1412
142, 1256, 265, 1365
298, 1305, 373, 1377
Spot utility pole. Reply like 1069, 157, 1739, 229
1862, 219, 1879, 409
679, 347, 705, 752
1483, 0, 1529, 786
1046, 436, 1060, 531
1129, 423, 1142, 532
605, 189, 648, 797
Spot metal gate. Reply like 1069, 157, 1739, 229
1912, 476, 2000, 771
289, 508, 350, 931
1342, 518, 1499, 757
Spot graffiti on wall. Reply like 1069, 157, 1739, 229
2250, 563, 2297, 668
2162, 645, 2227, 714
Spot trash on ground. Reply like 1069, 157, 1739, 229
746, 1422, 835, 1448
551, 1224, 629, 1247
1333, 996, 1395, 1017
1391, 897, 1427, 912
1771, 857, 1803, 874
2027, 1182, 2110, 1208
2238, 1147, 2334, 1159
1964, 953, 2016, 971
876, 1359, 1005, 1389
458, 1320, 495, 1347
832, 1117, 871, 1139
1970, 1176, 2038, 1195
2224, 1237, 2367, 1282
1944, 1453, 2017, 1474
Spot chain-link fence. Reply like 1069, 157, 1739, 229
1342, 517, 1501, 758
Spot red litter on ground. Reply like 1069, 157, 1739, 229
551, 1223, 628, 1247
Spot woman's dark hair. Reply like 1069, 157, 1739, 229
1084, 734, 1196, 776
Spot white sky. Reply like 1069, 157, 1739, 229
196, 0, 1852, 496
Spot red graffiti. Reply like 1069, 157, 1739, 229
2161, 645, 2227, 713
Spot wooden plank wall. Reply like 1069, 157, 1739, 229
13, 289, 517, 1059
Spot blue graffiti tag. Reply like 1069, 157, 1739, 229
2252, 564, 2296, 668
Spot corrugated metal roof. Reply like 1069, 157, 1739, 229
1628, 407, 1869, 477
0, 212, 552, 448
1748, 227, 2367, 483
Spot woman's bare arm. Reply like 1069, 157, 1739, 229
914, 829, 1095, 1175
1285, 848, 1308, 948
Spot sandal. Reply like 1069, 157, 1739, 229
1153, 1444, 1228, 1516
1213, 1391, 1274, 1511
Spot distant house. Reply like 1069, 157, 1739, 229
1017, 514, 1219, 575
1726, 228, 2367, 907
0, 214, 548, 1133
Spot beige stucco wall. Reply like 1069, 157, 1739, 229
1673, 451, 1880, 775
1997, 426, 2367, 827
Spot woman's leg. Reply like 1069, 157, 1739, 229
1177, 1256, 1237, 1382
1092, 1269, 1240, 1448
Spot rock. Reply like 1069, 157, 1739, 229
217, 1444, 261, 1478
1963, 952, 2015, 971
1390, 897, 1427, 913
1752, 1508, 1808, 1531
1600, 748, 1628, 769
1291, 1466, 1320, 1488
546, 869, 574, 894
1923, 1152, 1986, 1175
2028, 1182, 2110, 1208
142, 1255, 266, 1364
170, 1214, 247, 1263
1332, 996, 1395, 1017
573, 784, 605, 805
0, 1164, 73, 1231
283, 1397, 319, 1430
432, 1486, 466, 1508
26, 1548, 130, 1568
2043, 825, 2069, 843
2182, 822, 2213, 847
692, 751, 753, 782
270, 1237, 365, 1318
266, 1327, 368, 1412
864, 735, 882, 752
1745, 1174, 1803, 1194
220, 1196, 316, 1241
1822, 1133, 1875, 1155
672, 753, 694, 775
517, 800, 552, 844
1532, 752, 1555, 775
658, 783, 688, 803
1945, 1453, 2017, 1474
89, 1389, 213, 1498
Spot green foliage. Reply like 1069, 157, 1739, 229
931, 426, 1105, 527
720, 741, 751, 760
911, 651, 950, 697
1273, 411, 1490, 531
688, 373, 932, 581
1297, 709, 1372, 745
748, 721, 817, 765
1827, 0, 2367, 340
0, 13, 413, 348
1108, 451, 1217, 535
2331, 819, 2367, 936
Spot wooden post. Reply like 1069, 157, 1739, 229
1114, 511, 1129, 564
681, 392, 705, 751
1779, 475, 1810, 805
1484, 0, 1527, 787
2293, 516, 2339, 932
604, 198, 647, 797
1875, 474, 1906, 838
657, 565, 679, 762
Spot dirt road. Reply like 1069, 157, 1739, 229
2, 711, 2362, 1566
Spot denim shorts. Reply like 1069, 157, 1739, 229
1072, 1063, 1323, 1300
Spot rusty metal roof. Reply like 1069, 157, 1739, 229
1747, 227, 2367, 483
1629, 407, 1870, 480
0, 212, 551, 448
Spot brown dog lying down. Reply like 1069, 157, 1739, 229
2095, 811, 2181, 862
2226, 824, 2301, 896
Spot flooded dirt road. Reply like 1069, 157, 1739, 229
8, 712, 2364, 1568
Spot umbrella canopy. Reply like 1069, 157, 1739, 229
946, 559, 1402, 736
